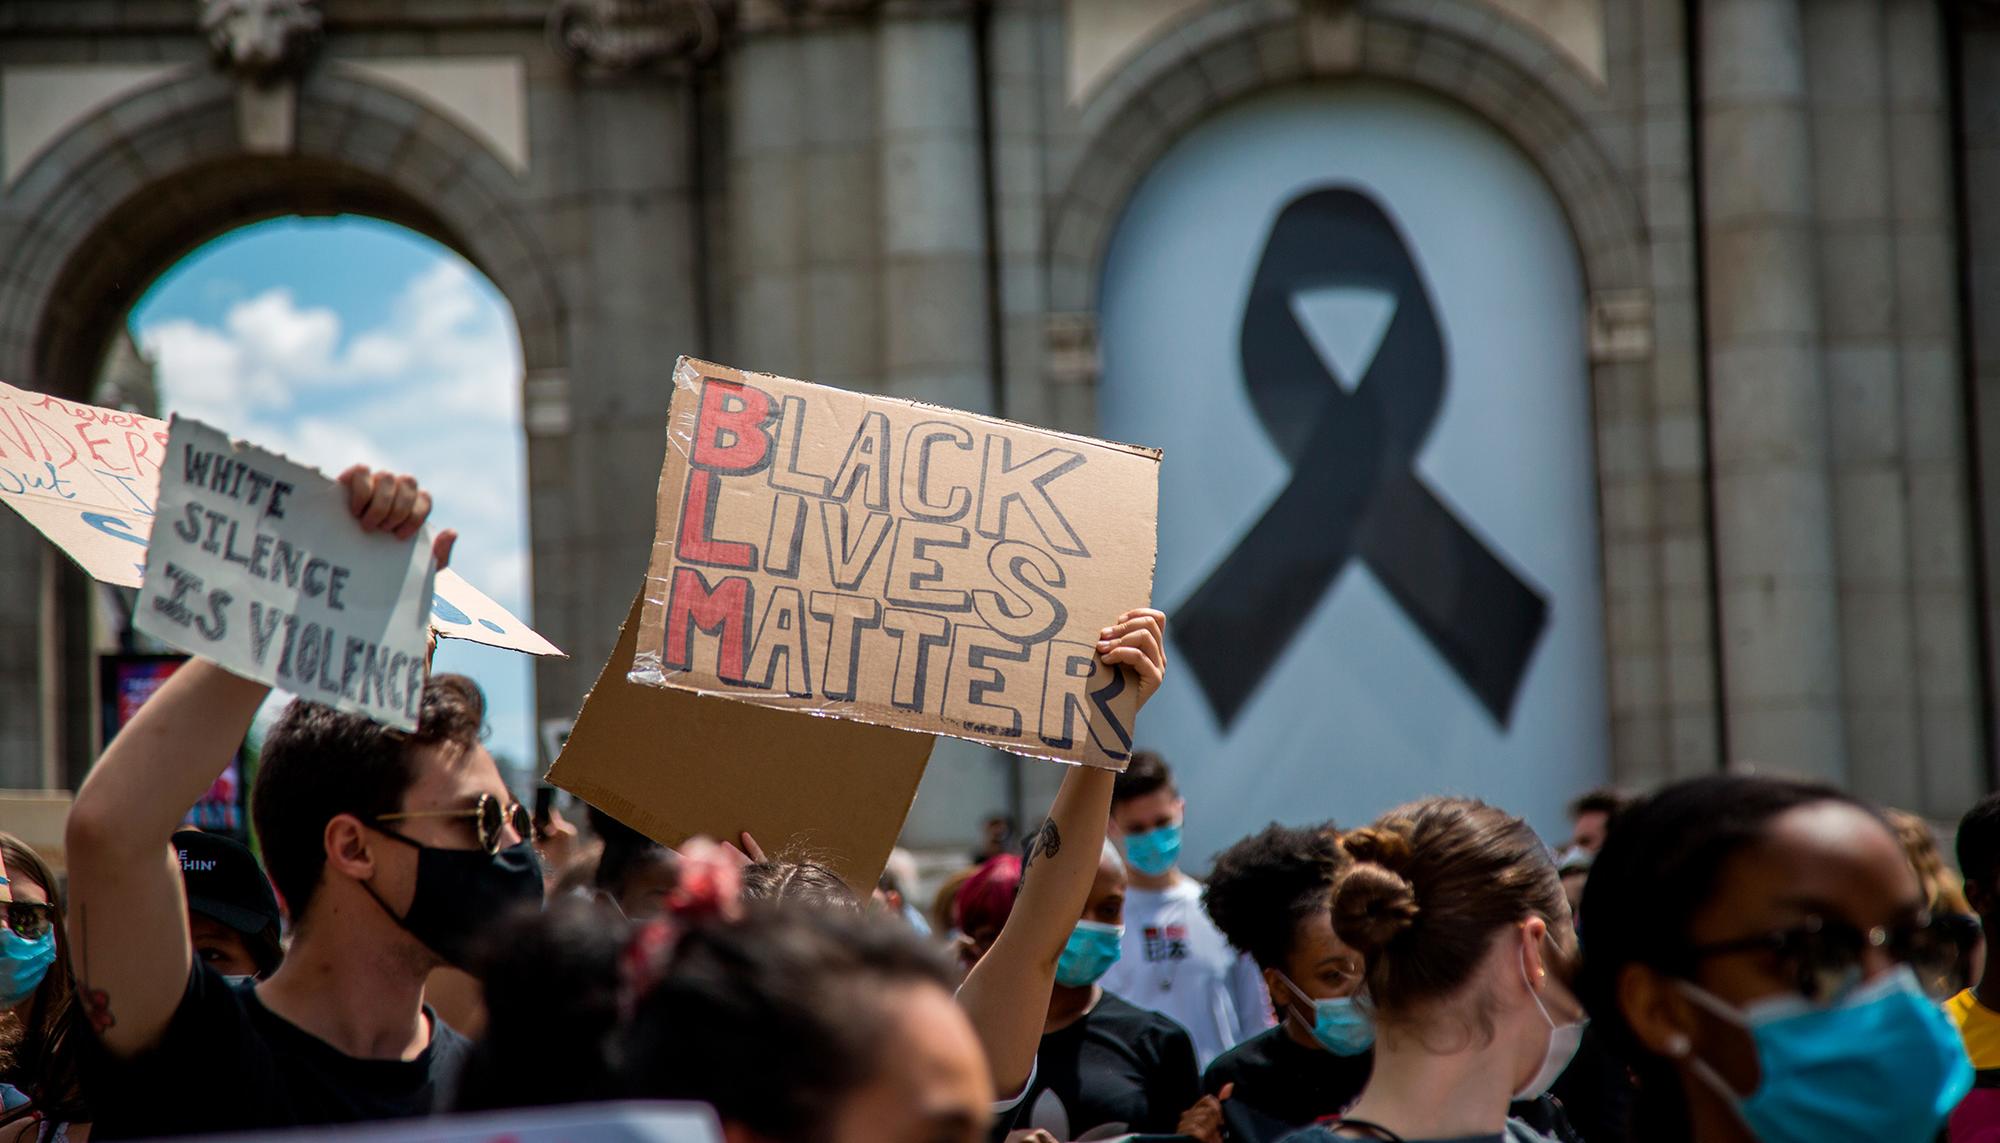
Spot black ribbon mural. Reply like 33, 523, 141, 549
1176, 187, 1550, 729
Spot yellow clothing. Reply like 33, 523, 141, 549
1948, 989, 2000, 1069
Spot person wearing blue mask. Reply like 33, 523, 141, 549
1201, 823, 1373, 1142
1576, 775, 1974, 1143
0, 833, 88, 1141
959, 840, 1208, 1142
1280, 799, 1586, 1143
1102, 752, 1274, 1068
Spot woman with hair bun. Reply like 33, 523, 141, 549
1282, 798, 1583, 1143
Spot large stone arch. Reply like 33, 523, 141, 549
1046, 0, 1704, 789
0, 64, 568, 786
0, 66, 565, 394
1048, 0, 1642, 317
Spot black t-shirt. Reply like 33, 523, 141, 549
1202, 1025, 1373, 1141
84, 964, 470, 1138
997, 990, 1202, 1141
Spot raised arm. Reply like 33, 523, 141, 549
64, 468, 452, 1056
957, 608, 1166, 1096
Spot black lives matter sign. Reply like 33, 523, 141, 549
629, 358, 1160, 770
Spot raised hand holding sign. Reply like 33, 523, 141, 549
133, 417, 445, 730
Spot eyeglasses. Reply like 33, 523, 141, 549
1686, 913, 1955, 1003
371, 793, 531, 856
1, 901, 55, 941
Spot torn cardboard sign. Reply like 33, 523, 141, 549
629, 358, 1162, 771
136, 417, 436, 730
0, 381, 561, 657
550, 592, 934, 892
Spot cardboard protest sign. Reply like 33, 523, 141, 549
550, 592, 934, 893
629, 358, 1161, 771
0, 381, 560, 655
135, 417, 437, 730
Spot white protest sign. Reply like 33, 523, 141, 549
198, 1102, 724, 1143
0, 381, 562, 656
136, 417, 437, 730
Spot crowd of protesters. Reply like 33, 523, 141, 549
0, 466, 1997, 1143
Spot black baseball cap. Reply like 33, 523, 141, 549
173, 830, 281, 936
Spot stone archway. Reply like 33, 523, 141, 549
0, 65, 568, 785
1045, 0, 1710, 789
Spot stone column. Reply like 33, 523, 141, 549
1884, 0, 1982, 816
877, 1, 993, 412
728, 28, 812, 374
1700, 0, 1846, 779
1802, 0, 1918, 805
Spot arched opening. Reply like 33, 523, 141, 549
1095, 80, 1610, 852
114, 215, 536, 782
0, 69, 569, 792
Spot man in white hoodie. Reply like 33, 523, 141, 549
1098, 751, 1273, 1067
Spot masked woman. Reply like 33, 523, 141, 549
1282, 798, 1585, 1143
1201, 823, 1370, 1141
1576, 775, 1971, 1143
0, 833, 87, 1142
957, 843, 1204, 1141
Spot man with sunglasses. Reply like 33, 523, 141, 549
66, 467, 543, 1139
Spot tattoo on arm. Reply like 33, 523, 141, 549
77, 904, 116, 1034
1020, 819, 1061, 883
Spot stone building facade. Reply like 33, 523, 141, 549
0, 0, 1995, 850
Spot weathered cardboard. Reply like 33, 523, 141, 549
549, 592, 935, 892
629, 357, 1161, 771
137, 417, 437, 730
0, 381, 561, 656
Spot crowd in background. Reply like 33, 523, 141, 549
0, 468, 1996, 1143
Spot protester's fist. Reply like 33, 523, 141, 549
1175, 1082, 1232, 1143
338, 465, 456, 569
1096, 608, 1167, 709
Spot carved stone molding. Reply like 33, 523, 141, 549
200, 0, 323, 85
548, 0, 725, 74
738, 0, 883, 35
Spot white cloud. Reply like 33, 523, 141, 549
137, 246, 538, 767
138, 255, 530, 608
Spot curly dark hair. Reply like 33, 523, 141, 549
1202, 822, 1347, 970
622, 907, 957, 1142
251, 673, 486, 920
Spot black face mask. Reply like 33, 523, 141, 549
362, 835, 544, 968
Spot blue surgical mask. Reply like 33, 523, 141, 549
1124, 822, 1182, 877
1056, 920, 1124, 987
1680, 965, 1973, 1143
1279, 973, 1374, 1056
0, 929, 55, 1007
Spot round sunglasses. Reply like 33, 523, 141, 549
1, 900, 55, 942
1686, 912, 1966, 1003
371, 793, 531, 855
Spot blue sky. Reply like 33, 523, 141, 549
129, 216, 540, 778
